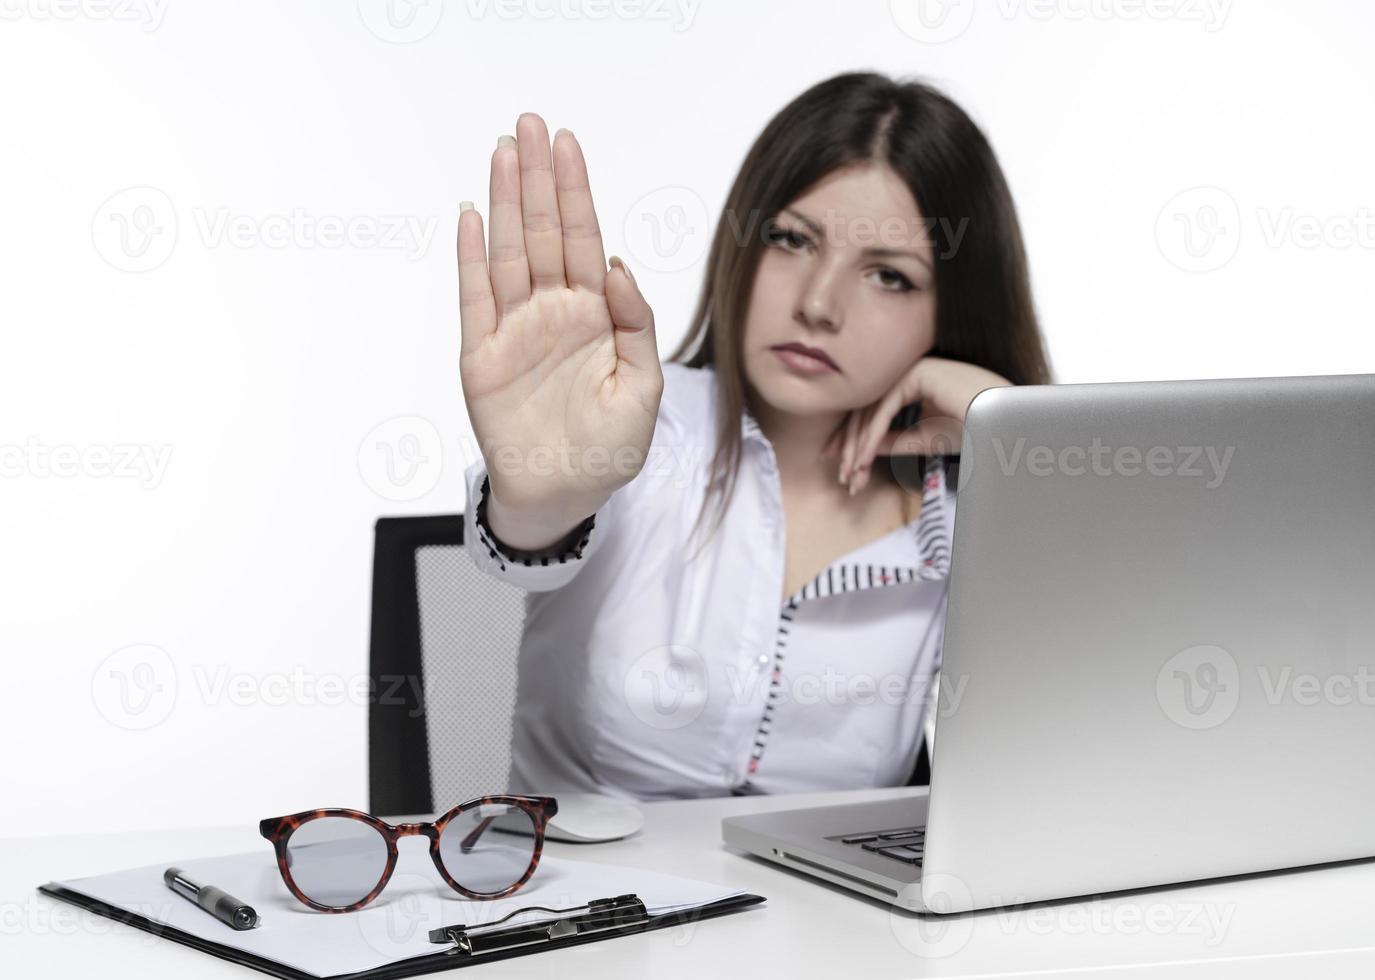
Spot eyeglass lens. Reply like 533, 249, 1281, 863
284, 817, 390, 907
437, 802, 539, 894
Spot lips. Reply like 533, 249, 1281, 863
771, 342, 839, 371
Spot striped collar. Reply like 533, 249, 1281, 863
783, 454, 953, 607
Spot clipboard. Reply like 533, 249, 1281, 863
37, 881, 765, 979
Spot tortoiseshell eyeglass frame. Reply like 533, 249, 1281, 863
258, 795, 559, 913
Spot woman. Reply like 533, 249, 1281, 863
456, 72, 1053, 801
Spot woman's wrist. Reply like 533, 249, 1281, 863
482, 479, 604, 556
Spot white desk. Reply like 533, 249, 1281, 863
6, 786, 1375, 978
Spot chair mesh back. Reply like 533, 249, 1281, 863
414, 544, 526, 808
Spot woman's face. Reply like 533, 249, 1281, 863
741, 162, 937, 419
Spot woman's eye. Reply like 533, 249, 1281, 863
873, 268, 918, 293
766, 226, 810, 251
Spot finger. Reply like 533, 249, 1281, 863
552, 128, 607, 294
844, 405, 874, 494
488, 134, 530, 318
457, 203, 497, 355
515, 112, 566, 292
840, 408, 862, 482
605, 256, 658, 377
856, 367, 932, 487
852, 388, 906, 493
870, 431, 904, 458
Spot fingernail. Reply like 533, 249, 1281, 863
555, 127, 573, 139
497, 134, 515, 149
849, 479, 857, 497
459, 200, 474, 213
837, 464, 846, 485
616, 256, 635, 283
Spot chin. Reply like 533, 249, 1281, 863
748, 361, 843, 417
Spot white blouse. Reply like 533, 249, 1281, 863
462, 362, 956, 801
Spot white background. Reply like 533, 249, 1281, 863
2, 0, 1372, 838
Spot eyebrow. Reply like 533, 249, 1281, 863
781, 207, 934, 272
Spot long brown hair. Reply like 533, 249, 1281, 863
667, 71, 1054, 558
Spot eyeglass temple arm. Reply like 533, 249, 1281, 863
458, 815, 496, 851
457, 799, 555, 850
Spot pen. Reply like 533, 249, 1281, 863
163, 867, 260, 930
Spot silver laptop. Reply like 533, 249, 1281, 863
722, 372, 1375, 913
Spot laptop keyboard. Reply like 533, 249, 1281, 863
832, 825, 926, 866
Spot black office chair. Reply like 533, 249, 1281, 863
366, 514, 930, 817
367, 514, 526, 817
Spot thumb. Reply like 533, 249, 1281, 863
605, 255, 658, 377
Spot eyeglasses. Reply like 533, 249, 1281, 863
258, 795, 558, 912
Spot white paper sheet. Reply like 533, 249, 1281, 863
46, 845, 749, 977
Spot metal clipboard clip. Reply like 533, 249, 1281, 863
427, 893, 649, 957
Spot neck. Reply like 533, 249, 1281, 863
748, 397, 850, 495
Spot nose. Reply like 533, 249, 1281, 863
794, 263, 843, 332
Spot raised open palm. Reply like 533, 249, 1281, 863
457, 113, 663, 524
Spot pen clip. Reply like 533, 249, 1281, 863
427, 893, 648, 956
